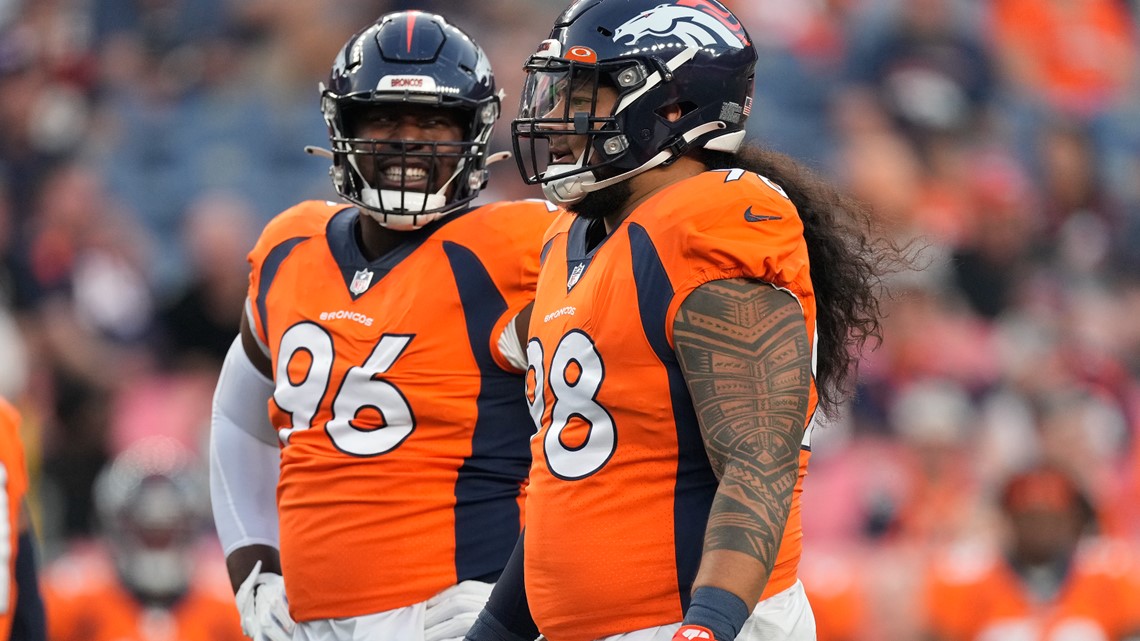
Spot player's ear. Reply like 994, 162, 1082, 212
659, 104, 684, 123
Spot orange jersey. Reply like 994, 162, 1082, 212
0, 399, 29, 640
924, 540, 1140, 641
524, 170, 818, 641
799, 547, 865, 641
246, 200, 557, 621
992, 0, 1136, 105
43, 549, 244, 641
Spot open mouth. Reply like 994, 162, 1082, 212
549, 144, 576, 165
376, 163, 434, 191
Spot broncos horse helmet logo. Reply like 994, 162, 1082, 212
612, 1, 747, 50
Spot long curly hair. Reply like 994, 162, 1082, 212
701, 146, 909, 417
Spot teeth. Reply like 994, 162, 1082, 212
383, 166, 428, 182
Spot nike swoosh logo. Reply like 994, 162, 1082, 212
744, 206, 781, 223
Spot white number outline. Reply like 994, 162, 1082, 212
528, 330, 616, 480
712, 168, 790, 199
273, 322, 417, 456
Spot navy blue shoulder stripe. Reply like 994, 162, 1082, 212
628, 222, 717, 615
257, 236, 310, 340
539, 237, 554, 266
442, 240, 505, 368
628, 223, 673, 360
442, 240, 532, 581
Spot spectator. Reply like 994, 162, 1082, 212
844, 0, 995, 155
42, 437, 243, 641
13, 162, 155, 541
990, 0, 1136, 119
153, 192, 258, 374
922, 464, 1140, 641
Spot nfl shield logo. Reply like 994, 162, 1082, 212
349, 268, 374, 295
567, 262, 585, 291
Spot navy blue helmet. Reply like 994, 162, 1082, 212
317, 11, 502, 229
513, 0, 758, 205
94, 438, 208, 603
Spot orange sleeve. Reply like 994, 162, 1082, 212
0, 398, 28, 640
180, 590, 246, 641
246, 201, 346, 346
477, 200, 561, 373
800, 553, 864, 641
42, 588, 73, 641
0, 399, 25, 478
923, 573, 970, 641
660, 173, 811, 347
41, 577, 130, 641
1085, 540, 1140, 635
920, 551, 1002, 641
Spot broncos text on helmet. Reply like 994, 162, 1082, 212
313, 11, 505, 230
512, 0, 757, 205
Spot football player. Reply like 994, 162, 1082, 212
465, 1, 898, 640
208, 11, 557, 641
0, 398, 45, 640
923, 464, 1140, 641
43, 437, 243, 641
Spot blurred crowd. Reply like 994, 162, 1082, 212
0, 0, 1138, 639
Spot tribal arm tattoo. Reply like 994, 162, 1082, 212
673, 278, 811, 593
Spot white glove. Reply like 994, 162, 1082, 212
235, 560, 295, 641
424, 580, 494, 641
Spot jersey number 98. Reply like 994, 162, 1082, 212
527, 330, 616, 480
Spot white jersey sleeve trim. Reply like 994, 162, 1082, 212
245, 298, 271, 359
496, 312, 528, 371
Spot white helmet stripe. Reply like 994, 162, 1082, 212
613, 47, 698, 115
